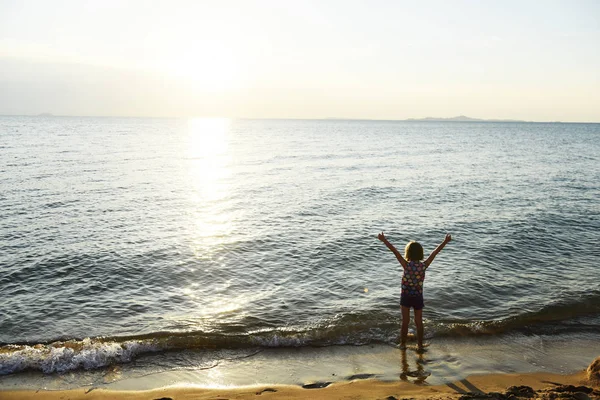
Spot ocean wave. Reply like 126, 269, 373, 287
0, 327, 391, 376
0, 337, 158, 375
434, 289, 600, 336
2, 296, 599, 376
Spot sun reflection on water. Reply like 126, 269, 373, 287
187, 117, 231, 200
186, 117, 234, 257
187, 117, 230, 159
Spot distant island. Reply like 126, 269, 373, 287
325, 115, 533, 122
404, 115, 526, 122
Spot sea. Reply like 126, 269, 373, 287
1, 116, 599, 388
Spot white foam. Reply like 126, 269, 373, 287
0, 338, 158, 375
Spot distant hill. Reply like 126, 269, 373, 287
405, 115, 525, 122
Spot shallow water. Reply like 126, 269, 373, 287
1, 333, 598, 390
1, 116, 599, 375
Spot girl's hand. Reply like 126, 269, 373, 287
445, 233, 452, 243
377, 232, 386, 242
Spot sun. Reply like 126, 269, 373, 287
165, 42, 240, 91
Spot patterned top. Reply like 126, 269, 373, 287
401, 260, 428, 297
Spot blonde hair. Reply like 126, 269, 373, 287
404, 241, 424, 261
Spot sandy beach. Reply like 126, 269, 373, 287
2, 368, 599, 400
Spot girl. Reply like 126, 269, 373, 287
378, 232, 451, 350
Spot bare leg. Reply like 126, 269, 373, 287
414, 308, 424, 349
400, 306, 410, 349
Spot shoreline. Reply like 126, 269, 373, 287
3, 333, 599, 390
1, 334, 599, 400
1, 370, 598, 400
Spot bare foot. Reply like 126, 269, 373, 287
416, 345, 428, 354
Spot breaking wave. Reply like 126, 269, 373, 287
2, 292, 599, 375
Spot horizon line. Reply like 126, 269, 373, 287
1, 113, 600, 124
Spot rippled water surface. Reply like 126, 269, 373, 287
1, 116, 599, 374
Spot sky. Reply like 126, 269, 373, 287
1, 0, 599, 121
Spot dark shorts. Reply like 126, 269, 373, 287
401, 294, 424, 310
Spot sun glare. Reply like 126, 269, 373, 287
167, 43, 240, 90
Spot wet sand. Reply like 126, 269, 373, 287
1, 370, 598, 400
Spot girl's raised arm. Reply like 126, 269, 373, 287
424, 234, 452, 267
378, 232, 408, 269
